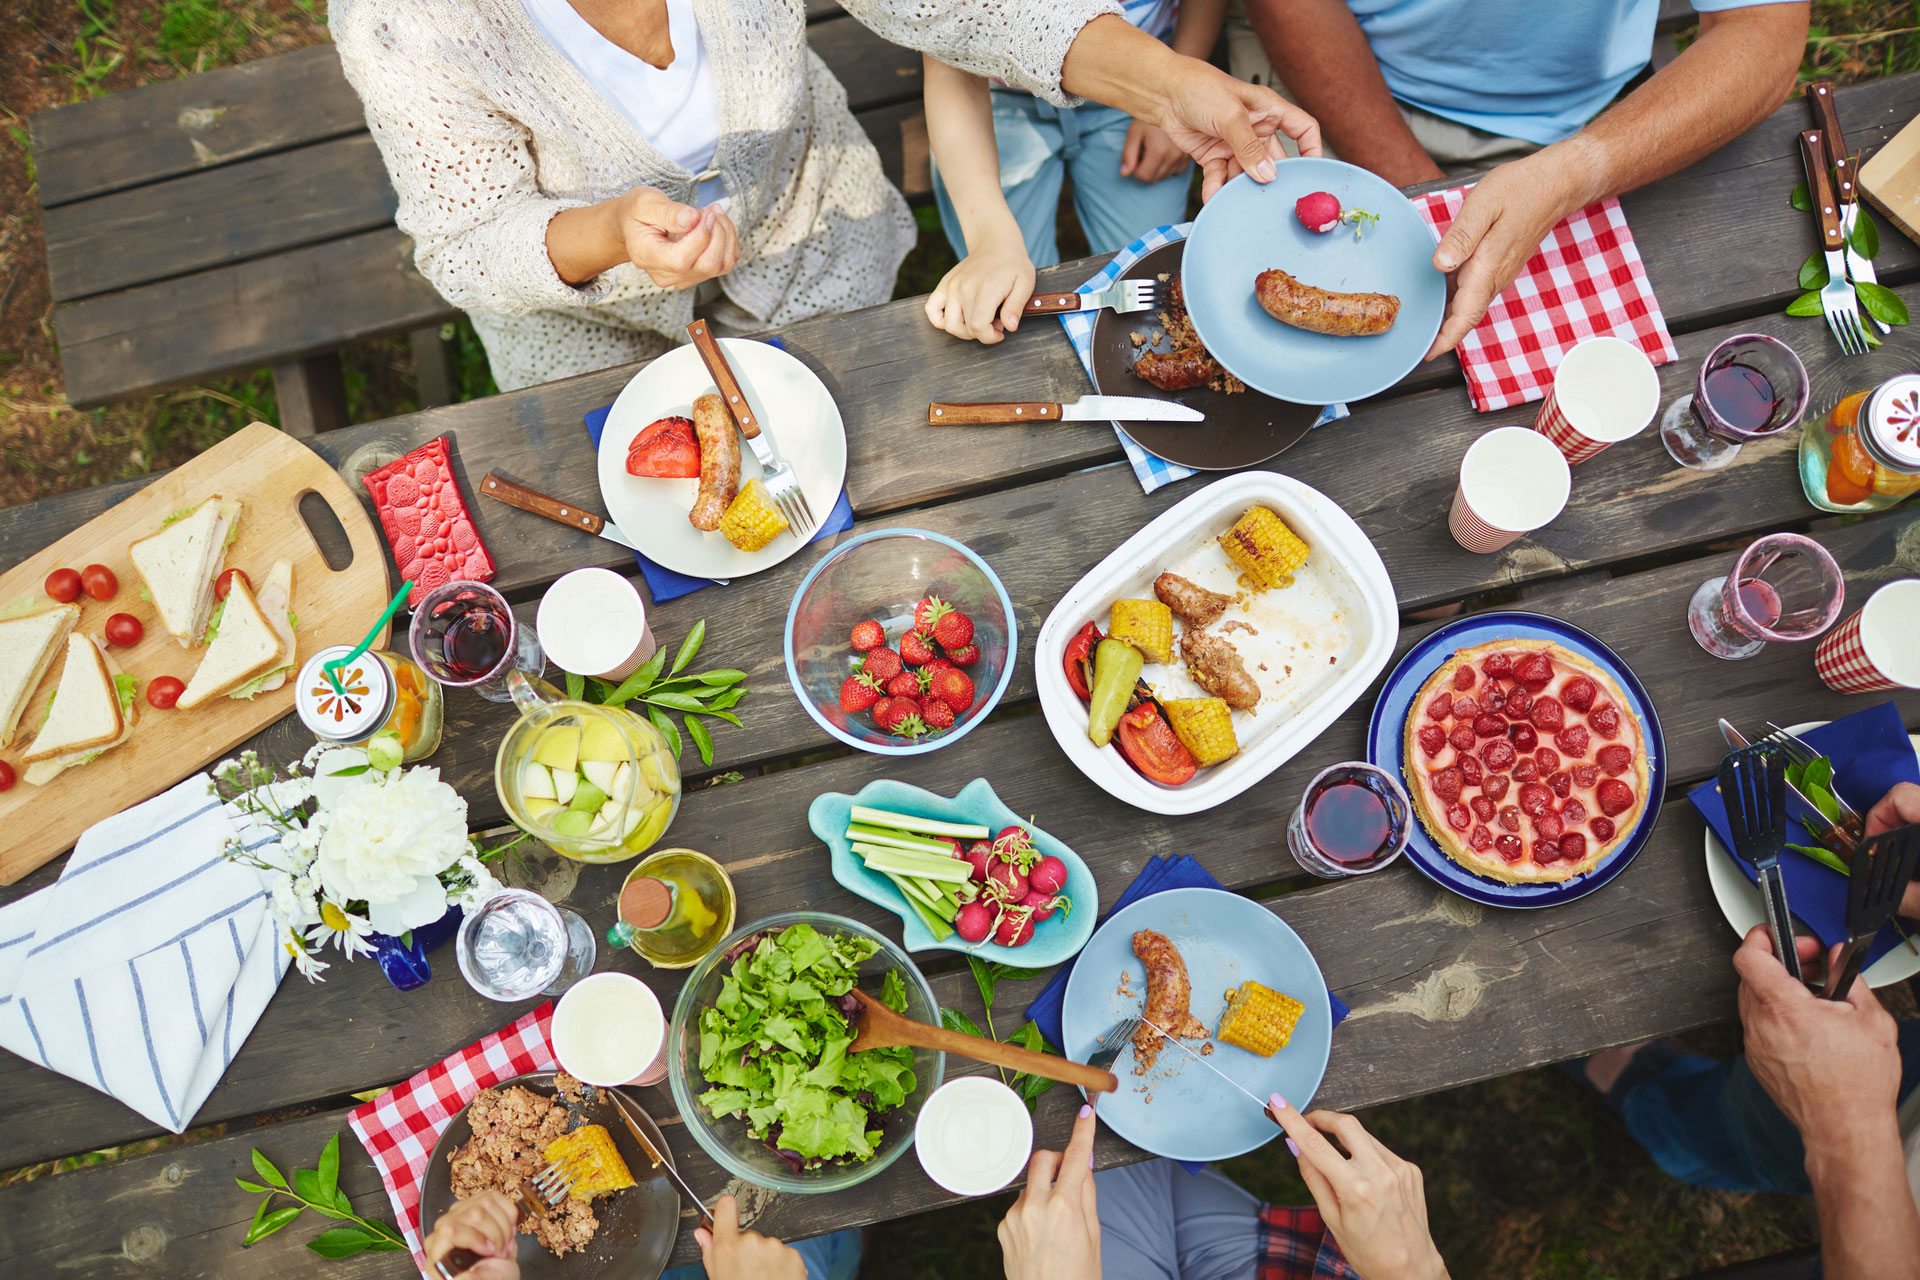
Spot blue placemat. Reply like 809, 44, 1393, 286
1689, 701, 1920, 967
583, 338, 853, 604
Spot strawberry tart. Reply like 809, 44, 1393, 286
1402, 640, 1651, 884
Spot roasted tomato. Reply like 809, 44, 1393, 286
1064, 621, 1102, 703
625, 415, 702, 478
1115, 701, 1198, 786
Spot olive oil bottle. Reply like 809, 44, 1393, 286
607, 848, 735, 969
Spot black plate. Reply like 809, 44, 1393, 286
1090, 240, 1321, 471
419, 1072, 682, 1280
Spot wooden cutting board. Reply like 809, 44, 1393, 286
1860, 114, 1920, 246
0, 422, 391, 884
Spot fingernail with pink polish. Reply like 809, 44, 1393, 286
1286, 1138, 1301, 1157
1078, 1103, 1093, 1119
1269, 1092, 1289, 1112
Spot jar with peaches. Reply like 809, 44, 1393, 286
1800, 372, 1920, 513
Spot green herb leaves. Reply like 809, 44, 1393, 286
235, 1135, 406, 1258
567, 619, 747, 768
1785, 178, 1904, 338
966, 958, 1061, 1110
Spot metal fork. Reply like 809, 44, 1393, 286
1722, 743, 1803, 982
1825, 825, 1920, 1001
1023, 277, 1159, 318
1800, 129, 1872, 356
1087, 1015, 1142, 1076
684, 319, 814, 537
1761, 723, 1868, 834
433, 1152, 586, 1278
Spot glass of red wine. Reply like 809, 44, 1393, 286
1288, 761, 1413, 878
1659, 333, 1809, 471
1687, 532, 1845, 660
408, 580, 545, 702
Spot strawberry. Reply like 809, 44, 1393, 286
1425, 692, 1454, 721
873, 696, 920, 734
1597, 744, 1633, 775
1507, 723, 1539, 754
921, 697, 956, 729
1533, 838, 1563, 865
1451, 665, 1477, 691
1497, 805, 1522, 832
1431, 766, 1464, 802
1473, 713, 1506, 738
1596, 778, 1635, 817
1549, 769, 1572, 799
923, 656, 956, 675
1533, 812, 1564, 841
1470, 795, 1496, 821
1559, 832, 1588, 860
885, 671, 924, 698
1483, 652, 1514, 678
1589, 704, 1621, 738
1554, 725, 1590, 756
1452, 695, 1480, 719
862, 647, 903, 682
1512, 756, 1539, 783
890, 713, 929, 740
1482, 774, 1510, 801
1448, 722, 1476, 752
1459, 753, 1484, 786
946, 642, 980, 667
932, 610, 974, 651
1517, 782, 1553, 817
1560, 799, 1587, 826
1572, 764, 1599, 788
838, 674, 881, 713
1590, 817, 1617, 841
1468, 824, 1492, 851
913, 596, 953, 633
900, 631, 939, 666
1495, 833, 1524, 862
1514, 652, 1555, 688
1560, 676, 1597, 712
1480, 740, 1516, 772
1528, 696, 1564, 730
1446, 803, 1471, 832
869, 696, 900, 728
1417, 724, 1447, 757
928, 667, 976, 713
1504, 686, 1533, 717
849, 619, 886, 653
1535, 747, 1560, 772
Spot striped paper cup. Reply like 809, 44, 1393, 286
1534, 337, 1660, 464
1449, 427, 1572, 554
1816, 579, 1920, 693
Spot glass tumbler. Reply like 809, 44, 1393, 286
409, 580, 545, 702
1660, 334, 1810, 471
1687, 532, 1845, 660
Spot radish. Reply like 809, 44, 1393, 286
936, 836, 965, 857
961, 841, 996, 882
994, 908, 1036, 947
984, 861, 1028, 902
955, 900, 996, 944
1026, 855, 1068, 898
1021, 888, 1066, 923
993, 824, 1036, 868
1296, 191, 1341, 233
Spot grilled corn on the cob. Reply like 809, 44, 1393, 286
543, 1124, 636, 1201
1161, 697, 1238, 766
1108, 598, 1174, 665
1219, 505, 1308, 590
1215, 980, 1304, 1057
719, 478, 790, 552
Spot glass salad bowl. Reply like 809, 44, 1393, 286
667, 911, 945, 1193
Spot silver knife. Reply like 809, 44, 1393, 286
1807, 80, 1890, 334
480, 473, 641, 551
1139, 1017, 1276, 1118
927, 396, 1206, 426
609, 1092, 714, 1228
1716, 719, 1858, 855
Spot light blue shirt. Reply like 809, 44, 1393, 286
1349, 0, 1792, 146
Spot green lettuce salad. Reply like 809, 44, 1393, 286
695, 923, 917, 1169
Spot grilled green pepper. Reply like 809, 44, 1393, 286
1086, 637, 1145, 748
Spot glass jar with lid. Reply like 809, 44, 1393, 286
294, 644, 444, 763
1800, 372, 1920, 513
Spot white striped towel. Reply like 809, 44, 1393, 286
0, 774, 290, 1133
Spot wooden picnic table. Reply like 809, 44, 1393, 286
5, 70, 1920, 1277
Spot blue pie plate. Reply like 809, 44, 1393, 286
1366, 611, 1666, 909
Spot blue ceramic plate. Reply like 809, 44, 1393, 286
1182, 159, 1445, 404
1060, 887, 1331, 1163
1366, 612, 1667, 909
808, 777, 1097, 966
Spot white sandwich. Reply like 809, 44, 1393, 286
178, 573, 291, 709
23, 633, 138, 786
0, 603, 80, 748
130, 496, 243, 647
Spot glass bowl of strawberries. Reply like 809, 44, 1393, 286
785, 528, 1017, 755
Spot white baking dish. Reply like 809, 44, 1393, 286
1036, 472, 1397, 815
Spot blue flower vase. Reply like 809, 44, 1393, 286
367, 907, 464, 992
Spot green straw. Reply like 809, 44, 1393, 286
324, 581, 413, 695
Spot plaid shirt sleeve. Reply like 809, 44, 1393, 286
1256, 1204, 1362, 1280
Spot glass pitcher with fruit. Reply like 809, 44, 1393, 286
494, 671, 681, 862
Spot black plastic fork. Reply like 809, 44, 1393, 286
1721, 744, 1801, 982
1826, 824, 1920, 1002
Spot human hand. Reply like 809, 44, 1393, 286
1158, 62, 1321, 201
1120, 119, 1190, 186
423, 1191, 519, 1280
694, 1195, 805, 1280
1863, 783, 1920, 918
615, 187, 741, 291
925, 229, 1036, 344
999, 1103, 1101, 1280
1269, 1097, 1447, 1280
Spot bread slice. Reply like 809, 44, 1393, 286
130, 497, 242, 647
179, 577, 287, 709
0, 604, 80, 747
246, 560, 298, 697
23, 634, 135, 784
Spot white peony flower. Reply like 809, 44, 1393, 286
308, 746, 374, 811
312, 767, 468, 933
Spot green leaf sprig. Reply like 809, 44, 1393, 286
235, 1135, 407, 1258
939, 958, 1062, 1110
1786, 178, 1909, 340
561, 619, 748, 769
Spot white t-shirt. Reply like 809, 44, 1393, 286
521, 0, 727, 207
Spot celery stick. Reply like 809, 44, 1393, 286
901, 891, 955, 941
848, 806, 990, 840
846, 824, 957, 856
911, 878, 959, 919
856, 847, 973, 883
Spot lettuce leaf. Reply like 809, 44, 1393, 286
228, 667, 293, 700
205, 599, 226, 642
114, 674, 140, 712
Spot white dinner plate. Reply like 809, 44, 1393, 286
596, 340, 847, 580
1702, 722, 1920, 988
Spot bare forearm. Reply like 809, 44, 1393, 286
1243, 0, 1439, 185
1061, 14, 1183, 125
922, 59, 1022, 251
1168, 0, 1225, 61
1808, 1135, 1920, 1280
545, 200, 626, 284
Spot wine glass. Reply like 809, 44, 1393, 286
1287, 762, 1412, 878
455, 888, 596, 1001
1660, 334, 1810, 471
408, 580, 544, 702
1687, 533, 1845, 660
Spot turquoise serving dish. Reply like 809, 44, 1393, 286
808, 777, 1098, 967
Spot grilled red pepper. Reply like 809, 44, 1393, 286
1064, 621, 1101, 703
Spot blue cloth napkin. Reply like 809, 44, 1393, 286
1689, 701, 1920, 967
582, 338, 853, 604
1057, 223, 1348, 494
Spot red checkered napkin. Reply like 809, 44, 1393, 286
348, 1002, 557, 1264
1414, 188, 1678, 413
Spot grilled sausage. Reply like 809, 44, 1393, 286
1131, 928, 1209, 1073
1254, 268, 1400, 337
1180, 630, 1261, 711
1133, 348, 1214, 391
687, 391, 740, 531
1154, 572, 1234, 629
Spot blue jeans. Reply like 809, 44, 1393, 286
661, 1227, 859, 1280
1093, 1159, 1266, 1280
1620, 1019, 1920, 1195
932, 91, 1192, 268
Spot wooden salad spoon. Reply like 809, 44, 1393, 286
844, 988, 1119, 1093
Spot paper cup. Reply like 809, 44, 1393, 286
914, 1076, 1034, 1196
1816, 579, 1920, 693
553, 972, 669, 1087
537, 568, 656, 682
1449, 427, 1572, 553
1534, 337, 1659, 463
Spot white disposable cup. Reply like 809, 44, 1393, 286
1449, 426, 1573, 553
914, 1076, 1034, 1195
1815, 579, 1920, 693
537, 568, 657, 682
1534, 337, 1659, 463
552, 971, 668, 1087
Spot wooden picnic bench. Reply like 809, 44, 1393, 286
5, 69, 1920, 1278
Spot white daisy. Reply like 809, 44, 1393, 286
306, 901, 377, 958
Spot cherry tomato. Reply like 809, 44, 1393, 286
0, 761, 14, 793
45, 567, 82, 603
214, 568, 251, 602
80, 563, 117, 601
104, 612, 144, 647
147, 676, 185, 710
